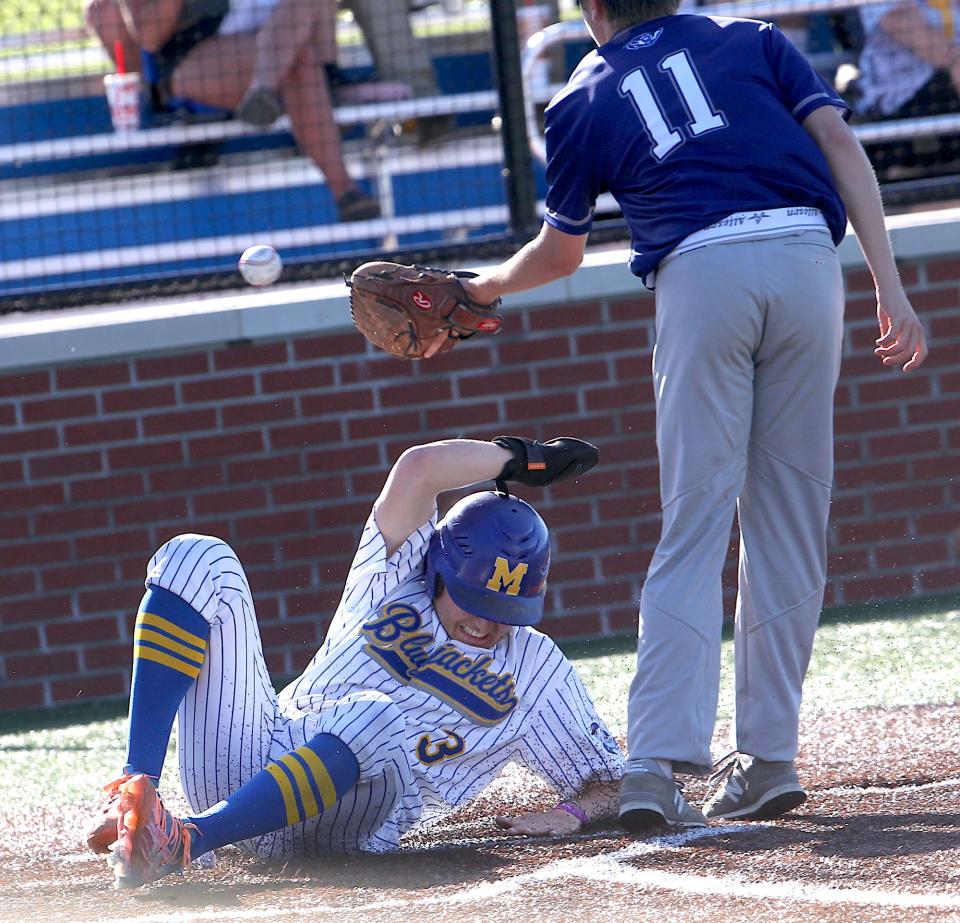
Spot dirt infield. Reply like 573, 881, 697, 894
2, 703, 958, 923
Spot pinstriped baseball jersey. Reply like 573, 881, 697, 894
146, 512, 622, 858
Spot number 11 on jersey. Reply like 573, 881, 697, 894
619, 50, 727, 161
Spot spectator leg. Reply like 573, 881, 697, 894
84, 0, 142, 73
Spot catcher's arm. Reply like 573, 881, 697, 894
494, 780, 620, 837
450, 223, 587, 319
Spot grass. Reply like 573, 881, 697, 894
0, 595, 957, 811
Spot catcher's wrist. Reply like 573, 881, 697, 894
555, 801, 589, 825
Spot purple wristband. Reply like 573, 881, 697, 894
555, 801, 589, 824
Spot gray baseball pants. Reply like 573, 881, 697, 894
626, 229, 844, 775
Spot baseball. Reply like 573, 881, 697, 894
238, 244, 283, 287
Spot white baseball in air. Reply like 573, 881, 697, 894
238, 244, 283, 287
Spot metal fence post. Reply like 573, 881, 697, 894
489, 0, 540, 240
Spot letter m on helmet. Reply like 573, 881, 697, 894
485, 557, 528, 596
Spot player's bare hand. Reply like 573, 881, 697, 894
422, 329, 450, 359
875, 289, 928, 372
494, 807, 582, 837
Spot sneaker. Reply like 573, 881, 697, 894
619, 769, 708, 831
108, 774, 194, 888
703, 752, 807, 820
337, 188, 381, 222
85, 774, 131, 854
235, 86, 284, 127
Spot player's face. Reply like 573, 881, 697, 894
434, 589, 512, 648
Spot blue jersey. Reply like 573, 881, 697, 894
543, 15, 850, 281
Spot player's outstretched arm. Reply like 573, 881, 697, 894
494, 780, 620, 837
803, 105, 928, 372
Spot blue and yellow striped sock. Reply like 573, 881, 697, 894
186, 734, 360, 853
124, 586, 209, 780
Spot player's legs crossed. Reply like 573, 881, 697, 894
705, 231, 843, 820
622, 244, 761, 827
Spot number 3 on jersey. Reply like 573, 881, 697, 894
619, 50, 727, 161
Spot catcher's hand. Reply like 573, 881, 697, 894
347, 261, 503, 360
493, 436, 600, 488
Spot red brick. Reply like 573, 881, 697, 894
856, 374, 933, 405
57, 362, 131, 389
194, 486, 267, 516
0, 570, 35, 596
503, 392, 579, 422
307, 446, 375, 474
35, 505, 110, 536
537, 501, 594, 528
136, 351, 210, 380
0, 538, 70, 569
0, 403, 13, 426
607, 607, 640, 635
0, 459, 23, 483
548, 613, 605, 639
227, 454, 302, 483
222, 398, 296, 428
142, 409, 216, 438
919, 567, 960, 592
622, 409, 656, 434
915, 511, 960, 534
868, 430, 941, 459
51, 672, 126, 703
189, 430, 264, 461
259, 620, 320, 649
556, 523, 631, 555
0, 482, 64, 510
270, 420, 342, 450
942, 371, 960, 393
835, 408, 901, 435
923, 259, 960, 283
248, 565, 313, 593
300, 388, 375, 417
0, 426, 59, 456
75, 529, 151, 559
30, 450, 103, 479
458, 369, 532, 399
875, 540, 948, 569
78, 586, 139, 614
0, 513, 28, 540
338, 355, 414, 385
295, 332, 363, 360
230, 541, 279, 567
841, 572, 914, 602
0, 594, 73, 625
150, 465, 222, 493
114, 496, 188, 526
0, 625, 41, 654
272, 477, 348, 506
235, 509, 311, 539
0, 370, 50, 396
608, 297, 654, 322
828, 495, 864, 518
880, 484, 946, 511
930, 313, 960, 340
835, 439, 863, 462
22, 394, 94, 424
42, 561, 116, 592
835, 461, 909, 489
7, 648, 80, 679
348, 412, 419, 441
613, 355, 654, 384
314, 501, 374, 529
214, 341, 288, 371
83, 642, 132, 671
64, 418, 138, 446
72, 473, 144, 503
0, 682, 45, 709
261, 365, 336, 393
285, 588, 342, 618
182, 374, 256, 403
379, 379, 453, 409
912, 455, 960, 481
499, 336, 571, 365
549, 556, 599, 583
102, 384, 177, 414
836, 517, 909, 545
908, 398, 960, 425
528, 301, 603, 331
826, 549, 870, 575
108, 441, 183, 470
577, 327, 649, 355
426, 402, 500, 431
536, 360, 609, 391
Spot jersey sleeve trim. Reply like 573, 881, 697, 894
544, 207, 594, 236
792, 93, 851, 124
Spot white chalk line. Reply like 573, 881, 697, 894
87, 821, 960, 923
819, 776, 960, 797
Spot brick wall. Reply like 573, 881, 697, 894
1, 256, 958, 711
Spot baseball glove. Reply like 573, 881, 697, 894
347, 261, 503, 359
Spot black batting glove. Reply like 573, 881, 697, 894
492, 436, 600, 488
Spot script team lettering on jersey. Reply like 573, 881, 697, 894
361, 603, 519, 725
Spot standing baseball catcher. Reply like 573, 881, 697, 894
85, 436, 619, 887
427, 0, 929, 830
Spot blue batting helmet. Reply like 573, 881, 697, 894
425, 491, 551, 626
